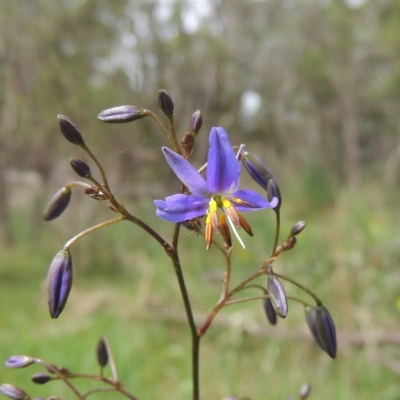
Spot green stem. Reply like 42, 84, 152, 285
168, 115, 181, 154
34, 359, 84, 400
274, 272, 322, 306
143, 109, 175, 148
168, 249, 200, 400
81, 143, 112, 194
63, 216, 126, 250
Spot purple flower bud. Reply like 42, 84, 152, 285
267, 266, 288, 318
96, 337, 109, 368
305, 305, 337, 359
190, 110, 203, 133
290, 221, 307, 237
42, 187, 72, 221
57, 114, 84, 145
5, 356, 34, 369
97, 105, 146, 123
157, 89, 174, 117
31, 373, 52, 384
47, 250, 73, 319
242, 152, 282, 208
262, 297, 277, 325
0, 384, 28, 400
69, 157, 91, 178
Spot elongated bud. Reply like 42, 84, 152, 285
0, 384, 29, 400
299, 383, 311, 399
242, 151, 282, 208
262, 297, 277, 325
57, 114, 84, 145
31, 373, 52, 384
42, 187, 71, 221
290, 221, 307, 237
96, 337, 109, 368
5, 356, 34, 369
157, 89, 174, 116
266, 265, 288, 318
47, 250, 73, 319
97, 105, 146, 123
305, 305, 337, 359
190, 110, 203, 133
69, 158, 91, 178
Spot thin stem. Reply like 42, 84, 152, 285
81, 143, 112, 194
168, 249, 200, 400
65, 181, 92, 190
34, 359, 84, 400
198, 267, 266, 336
270, 208, 280, 257
168, 115, 181, 154
63, 216, 126, 251
221, 247, 233, 298
225, 294, 312, 308
274, 272, 323, 306
143, 109, 174, 148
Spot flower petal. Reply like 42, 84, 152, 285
154, 194, 209, 222
231, 189, 277, 211
207, 127, 240, 194
162, 147, 210, 197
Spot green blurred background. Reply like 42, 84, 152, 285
1, 0, 400, 399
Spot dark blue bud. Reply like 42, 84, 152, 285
262, 297, 277, 325
96, 337, 109, 368
190, 110, 203, 134
157, 89, 174, 116
31, 373, 52, 384
42, 187, 72, 221
47, 250, 73, 319
305, 305, 337, 359
69, 157, 91, 178
57, 114, 84, 145
242, 152, 281, 208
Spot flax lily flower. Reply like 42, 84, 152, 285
154, 127, 278, 249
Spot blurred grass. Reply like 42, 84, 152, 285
1, 180, 400, 400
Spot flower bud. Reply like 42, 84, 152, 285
47, 250, 73, 319
69, 158, 91, 178
157, 89, 174, 117
305, 305, 337, 359
31, 373, 52, 384
42, 187, 72, 221
262, 297, 277, 325
266, 266, 288, 318
0, 384, 28, 400
57, 114, 84, 145
242, 152, 282, 208
5, 356, 34, 369
299, 383, 311, 399
96, 337, 109, 368
190, 110, 203, 134
97, 105, 146, 123
290, 221, 307, 237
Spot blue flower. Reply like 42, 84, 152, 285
154, 127, 278, 249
